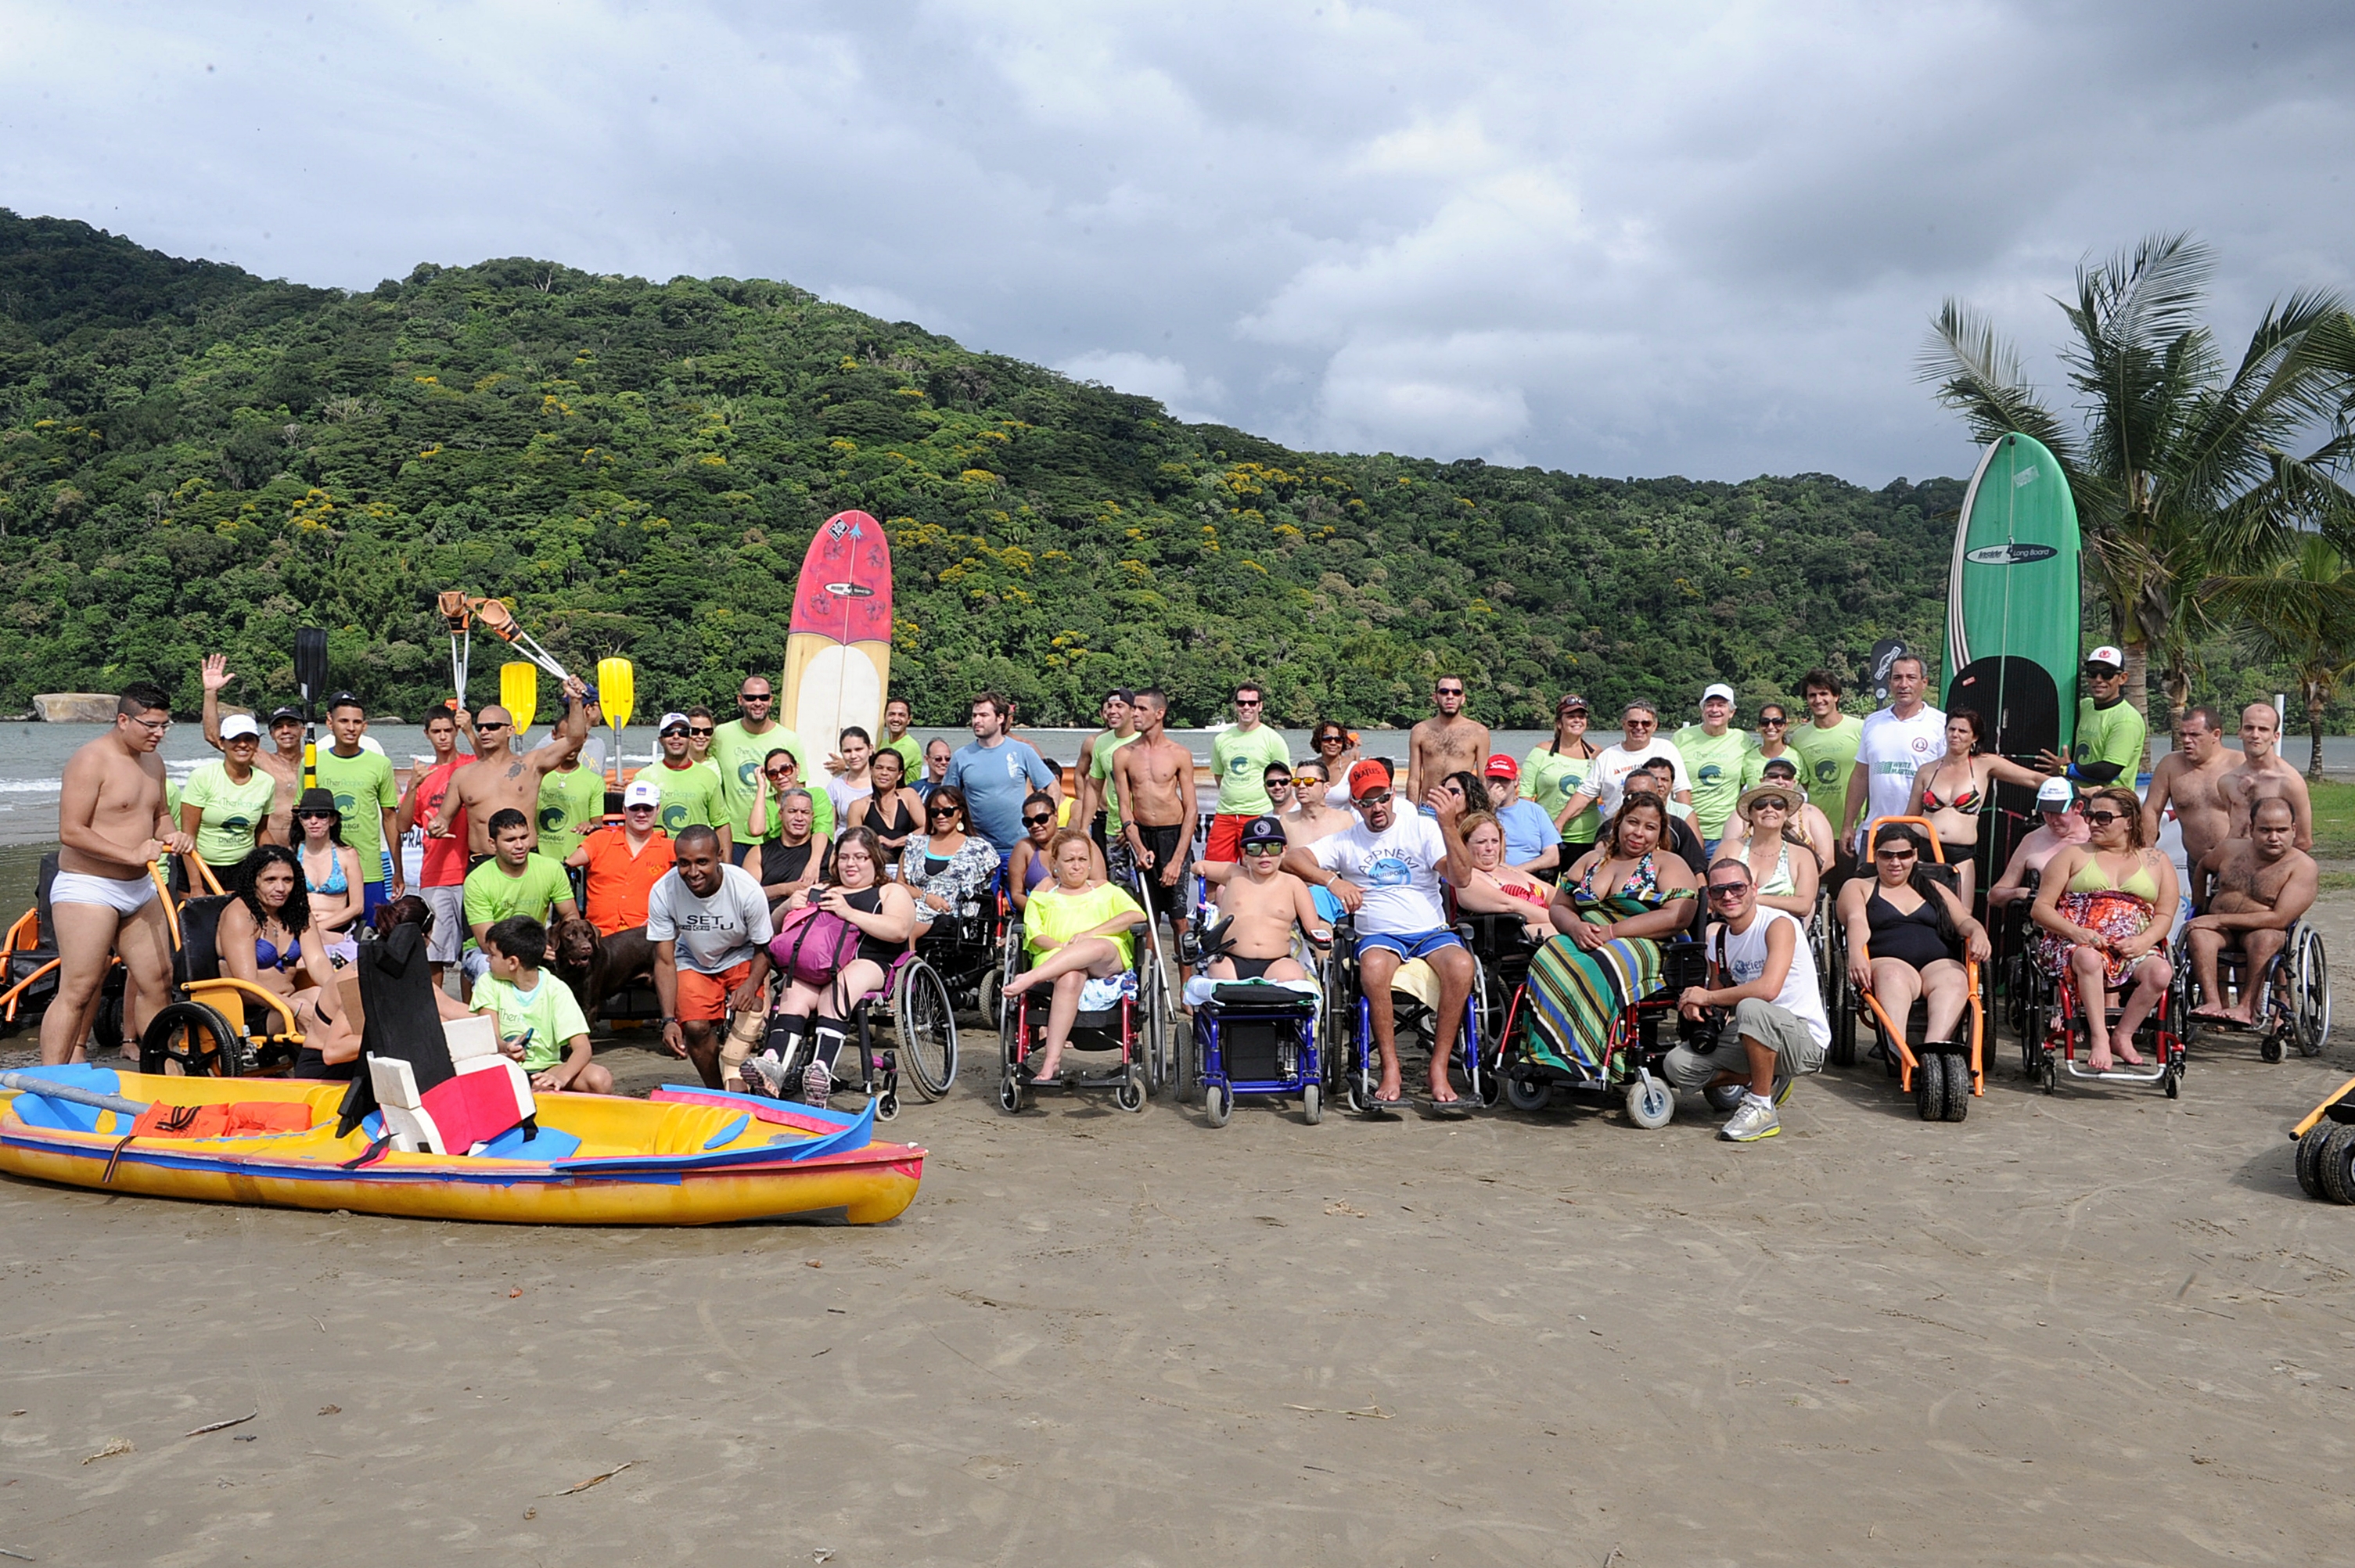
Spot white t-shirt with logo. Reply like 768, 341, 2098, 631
1310, 814, 1451, 937
1714, 907, 1829, 1048
1854, 705, 1946, 840
1585, 739, 1690, 821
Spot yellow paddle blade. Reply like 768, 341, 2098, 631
596, 657, 635, 730
501, 660, 539, 736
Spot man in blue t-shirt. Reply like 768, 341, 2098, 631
1483, 755, 1562, 874
944, 692, 1059, 854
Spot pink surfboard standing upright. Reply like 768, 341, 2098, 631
781, 510, 893, 753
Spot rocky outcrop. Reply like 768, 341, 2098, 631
31, 694, 120, 723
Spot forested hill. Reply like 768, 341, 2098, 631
0, 210, 1959, 728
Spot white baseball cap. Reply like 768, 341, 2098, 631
2036, 777, 2076, 810
657, 710, 690, 733
218, 714, 261, 740
2085, 646, 2125, 670
1702, 682, 1736, 704
623, 779, 662, 807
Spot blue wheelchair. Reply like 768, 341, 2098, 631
1177, 910, 1329, 1126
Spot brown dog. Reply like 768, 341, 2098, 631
550, 917, 654, 1029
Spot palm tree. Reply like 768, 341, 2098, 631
1918, 234, 2355, 760
2206, 534, 2355, 777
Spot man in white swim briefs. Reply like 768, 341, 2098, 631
43, 681, 193, 1065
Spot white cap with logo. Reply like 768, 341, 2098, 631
623, 779, 662, 807
1702, 682, 1736, 704
218, 714, 261, 740
2036, 777, 2076, 810
2085, 646, 2125, 670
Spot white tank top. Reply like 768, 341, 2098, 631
1713, 907, 1830, 1047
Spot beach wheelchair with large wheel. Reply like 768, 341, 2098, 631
2174, 921, 2330, 1064
0, 853, 63, 1041
996, 904, 1168, 1115
137, 893, 309, 1078
1494, 930, 1708, 1128
911, 867, 1014, 1024
2288, 1073, 2355, 1203
1316, 916, 1493, 1115
1835, 819, 1986, 1123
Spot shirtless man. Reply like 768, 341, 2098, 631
1407, 674, 1491, 804
1109, 687, 1199, 942
42, 682, 191, 1065
2183, 797, 2317, 1025
1989, 778, 2093, 909
2218, 703, 2313, 851
430, 674, 590, 858
2141, 705, 2240, 866
1192, 815, 1331, 981
199, 655, 307, 844
1278, 760, 1349, 847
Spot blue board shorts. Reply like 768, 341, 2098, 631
1356, 928, 1465, 962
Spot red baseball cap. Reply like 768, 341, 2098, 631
1346, 760, 1390, 800
1483, 753, 1518, 781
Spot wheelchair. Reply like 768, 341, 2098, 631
2173, 920, 2330, 1064
911, 869, 1016, 1025
1318, 916, 1493, 1116
2289, 1073, 2355, 1203
1832, 818, 1986, 1121
756, 946, 957, 1120
2025, 941, 2186, 1099
1493, 923, 1706, 1128
137, 892, 311, 1077
996, 904, 1168, 1114
1174, 901, 1330, 1126
0, 852, 63, 1041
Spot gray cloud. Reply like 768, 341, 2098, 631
3, 0, 2349, 484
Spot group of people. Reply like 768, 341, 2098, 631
34, 649, 2330, 1142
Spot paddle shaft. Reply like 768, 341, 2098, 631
0, 1072, 151, 1117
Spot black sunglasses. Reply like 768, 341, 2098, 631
1759, 715, 1789, 726
687, 727, 714, 738
1353, 790, 1393, 807
296, 809, 335, 820
475, 721, 509, 732
1022, 813, 1055, 827
1706, 882, 1749, 898
740, 692, 773, 702
2084, 809, 2125, 825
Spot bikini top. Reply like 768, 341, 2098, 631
1576, 850, 1660, 903
2068, 851, 2160, 903
306, 847, 347, 896
1918, 761, 1981, 816
254, 930, 300, 972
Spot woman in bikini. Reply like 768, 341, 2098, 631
1712, 782, 1819, 919
1904, 709, 2051, 908
290, 787, 366, 966
219, 844, 361, 1077
1452, 810, 1557, 941
2030, 786, 2177, 1072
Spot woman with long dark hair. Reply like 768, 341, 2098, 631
1903, 708, 2052, 906
219, 844, 361, 1077
746, 826, 918, 1106
1838, 822, 1990, 1050
2030, 786, 2177, 1072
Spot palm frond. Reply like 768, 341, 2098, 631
1915, 300, 2076, 461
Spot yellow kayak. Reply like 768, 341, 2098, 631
0, 1067, 922, 1226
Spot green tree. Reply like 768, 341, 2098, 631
2206, 534, 2355, 778
1918, 233, 2355, 757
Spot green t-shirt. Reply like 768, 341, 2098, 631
537, 764, 606, 863
470, 971, 591, 1072
1088, 731, 1140, 834
2073, 696, 2148, 784
180, 760, 274, 870
1212, 725, 1290, 815
1520, 746, 1601, 844
642, 761, 726, 838
1740, 744, 1797, 793
1671, 725, 1756, 836
1023, 879, 1142, 969
462, 853, 573, 944
312, 746, 397, 879
1788, 715, 1864, 816
710, 721, 816, 842
881, 734, 923, 778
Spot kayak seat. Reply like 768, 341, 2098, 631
345, 925, 536, 1154
472, 1123, 584, 1161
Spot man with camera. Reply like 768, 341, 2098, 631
1663, 859, 1829, 1144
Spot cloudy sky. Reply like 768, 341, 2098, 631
4, 1, 2350, 484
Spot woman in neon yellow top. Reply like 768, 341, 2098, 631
1005, 829, 1147, 1082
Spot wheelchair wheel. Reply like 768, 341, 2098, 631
2318, 1125, 2355, 1205
1703, 1081, 1746, 1114
2296, 1123, 2335, 1199
2293, 926, 2331, 1056
1137, 944, 1170, 1096
1940, 1054, 1971, 1121
1624, 1072, 1674, 1129
1172, 1016, 1199, 1106
1118, 1065, 1147, 1113
139, 1001, 241, 1078
1828, 975, 1857, 1069
1202, 1081, 1231, 1127
1504, 1071, 1549, 1113
1914, 1052, 1945, 1120
997, 998, 1025, 1114
1300, 1081, 1321, 1125
892, 958, 958, 1101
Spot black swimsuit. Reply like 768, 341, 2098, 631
842, 886, 904, 969
1868, 887, 1956, 971
1228, 955, 1278, 981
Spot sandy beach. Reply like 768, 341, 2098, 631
5, 899, 2353, 1565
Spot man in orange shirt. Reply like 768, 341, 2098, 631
566, 779, 674, 937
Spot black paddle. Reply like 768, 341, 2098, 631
295, 627, 329, 789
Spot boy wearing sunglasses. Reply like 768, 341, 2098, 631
1192, 815, 1331, 982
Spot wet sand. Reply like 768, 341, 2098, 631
5, 907, 2355, 1564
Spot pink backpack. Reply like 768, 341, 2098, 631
768, 905, 861, 986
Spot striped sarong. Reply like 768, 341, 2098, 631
1521, 895, 1672, 1074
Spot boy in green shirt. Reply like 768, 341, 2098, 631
1789, 669, 1866, 819
474, 914, 612, 1094
537, 753, 606, 864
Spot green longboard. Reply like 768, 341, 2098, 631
1943, 432, 2081, 764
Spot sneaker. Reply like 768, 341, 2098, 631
739, 1052, 787, 1099
800, 1060, 833, 1107
1720, 1099, 1780, 1142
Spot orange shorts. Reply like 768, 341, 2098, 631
677, 960, 753, 1023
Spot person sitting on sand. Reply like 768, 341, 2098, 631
2182, 797, 2318, 1026
221, 845, 361, 1080
1190, 815, 1330, 981
1005, 830, 1149, 1084
473, 914, 614, 1095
